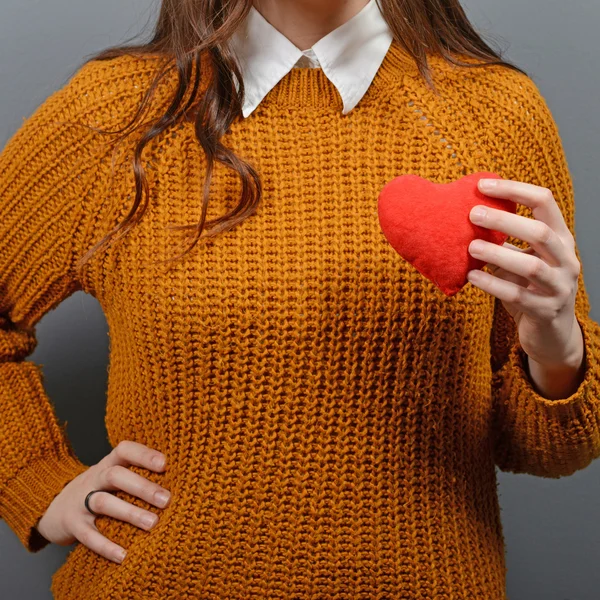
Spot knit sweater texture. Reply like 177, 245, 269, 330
1, 42, 600, 599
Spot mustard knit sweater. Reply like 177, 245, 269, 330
1, 42, 600, 600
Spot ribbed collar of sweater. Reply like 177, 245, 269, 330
229, 0, 394, 117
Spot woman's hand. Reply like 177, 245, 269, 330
466, 178, 583, 368
35, 440, 171, 565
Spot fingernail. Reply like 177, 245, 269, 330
141, 514, 158, 529
155, 490, 170, 507
152, 455, 165, 469
469, 239, 484, 254
471, 206, 487, 220
479, 178, 497, 189
114, 549, 127, 563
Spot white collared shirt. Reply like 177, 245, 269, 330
229, 0, 394, 117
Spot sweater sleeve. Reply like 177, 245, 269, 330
0, 61, 114, 551
490, 78, 600, 478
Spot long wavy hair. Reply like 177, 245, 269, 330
74, 0, 528, 270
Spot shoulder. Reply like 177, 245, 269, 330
60, 52, 215, 130
399, 54, 565, 173
428, 54, 556, 132
19, 52, 213, 139
44, 54, 172, 130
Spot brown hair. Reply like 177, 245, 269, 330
74, 0, 528, 270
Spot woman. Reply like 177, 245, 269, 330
1, 0, 599, 598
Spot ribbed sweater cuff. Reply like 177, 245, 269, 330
493, 314, 600, 476
0, 452, 90, 553
504, 315, 600, 417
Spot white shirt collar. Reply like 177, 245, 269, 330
229, 0, 393, 117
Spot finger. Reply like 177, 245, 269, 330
488, 243, 535, 282
501, 241, 535, 253
478, 178, 570, 238
469, 239, 560, 295
98, 464, 171, 509
85, 489, 160, 532
470, 205, 569, 268
75, 523, 127, 565
487, 243, 534, 279
101, 440, 166, 472
467, 268, 546, 314
484, 262, 525, 288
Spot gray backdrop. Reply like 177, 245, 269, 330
1, 1, 599, 598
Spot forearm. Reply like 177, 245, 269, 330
525, 319, 586, 400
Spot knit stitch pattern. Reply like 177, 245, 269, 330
1, 42, 600, 599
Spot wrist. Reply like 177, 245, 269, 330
524, 316, 586, 400
562, 315, 585, 370
531, 313, 585, 370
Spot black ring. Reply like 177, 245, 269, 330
84, 489, 109, 517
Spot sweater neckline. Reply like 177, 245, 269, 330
244, 40, 420, 114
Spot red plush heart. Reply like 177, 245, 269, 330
377, 172, 516, 296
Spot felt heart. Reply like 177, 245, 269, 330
377, 172, 516, 296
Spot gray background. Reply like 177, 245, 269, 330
1, 0, 599, 598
